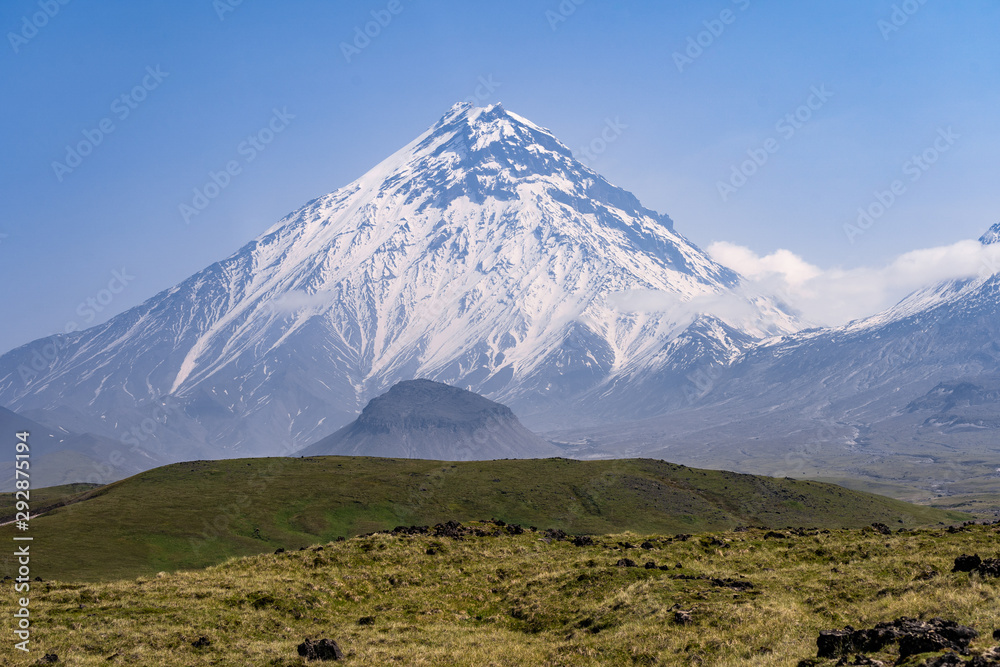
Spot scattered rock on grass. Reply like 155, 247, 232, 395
870, 522, 892, 535
673, 610, 693, 625
815, 617, 978, 660
979, 559, 1000, 577
572, 535, 594, 547
191, 636, 211, 648
297, 638, 344, 661
615, 558, 637, 568
953, 555, 982, 572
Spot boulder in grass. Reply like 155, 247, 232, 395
297, 638, 344, 661
953, 554, 982, 572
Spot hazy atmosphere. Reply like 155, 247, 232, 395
3, 1, 999, 350
3, 2, 1000, 665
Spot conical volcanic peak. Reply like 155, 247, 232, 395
355, 378, 515, 430
298, 379, 560, 460
0, 103, 800, 463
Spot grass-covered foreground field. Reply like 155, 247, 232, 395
0, 456, 968, 582
2, 521, 1000, 665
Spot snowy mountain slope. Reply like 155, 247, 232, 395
550, 222, 1000, 497
0, 103, 799, 462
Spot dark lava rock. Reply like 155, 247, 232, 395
978, 558, 1000, 577
572, 535, 594, 547
764, 531, 787, 539
673, 610, 693, 625
870, 522, 892, 535
897, 632, 955, 659
711, 577, 754, 591
617, 541, 636, 549
818, 630, 854, 658
643, 561, 657, 569
297, 638, 344, 661
37, 655, 59, 664
357, 616, 376, 626
191, 636, 211, 648
545, 528, 567, 541
425, 548, 437, 555
392, 525, 430, 536
921, 652, 967, 666
433, 520, 464, 538
640, 541, 655, 550
505, 523, 524, 536
954, 554, 982, 572
817, 617, 977, 659
274, 548, 285, 554
615, 558, 637, 568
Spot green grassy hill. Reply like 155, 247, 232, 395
2, 522, 999, 665
0, 456, 967, 582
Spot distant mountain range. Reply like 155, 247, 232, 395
0, 103, 996, 497
553, 224, 1000, 500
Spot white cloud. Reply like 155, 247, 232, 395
606, 288, 760, 322
269, 289, 337, 313
706, 239, 1000, 326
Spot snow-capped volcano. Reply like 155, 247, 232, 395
0, 103, 798, 461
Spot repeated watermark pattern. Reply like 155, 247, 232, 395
75, 395, 183, 487
16, 267, 135, 385
673, 0, 751, 73
462, 75, 501, 107
7, 0, 72, 54
843, 126, 958, 244
773, 326, 937, 479
574, 117, 627, 166
213, 0, 245, 21
179, 107, 295, 224
545, 0, 586, 31
717, 84, 834, 202
51, 66, 170, 182
340, 0, 405, 63
878, 0, 930, 41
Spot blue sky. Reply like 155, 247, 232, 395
2, 0, 999, 350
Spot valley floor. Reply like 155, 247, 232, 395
3, 522, 999, 666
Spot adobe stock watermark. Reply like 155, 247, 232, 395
51, 66, 170, 182
77, 395, 182, 487
574, 117, 627, 166
673, 0, 751, 73
340, 0, 405, 63
7, 0, 72, 54
878, 0, 930, 41
179, 107, 294, 225
717, 84, 834, 202
462, 75, 501, 107
16, 267, 135, 385
545, 0, 586, 31
213, 0, 244, 21
843, 126, 958, 244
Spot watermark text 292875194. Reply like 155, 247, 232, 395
13, 430, 33, 653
